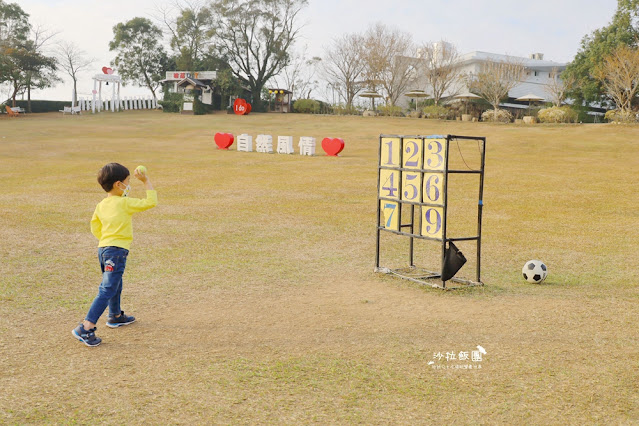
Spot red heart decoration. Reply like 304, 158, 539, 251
234, 98, 248, 115
321, 137, 345, 156
102, 66, 109, 74
214, 132, 234, 149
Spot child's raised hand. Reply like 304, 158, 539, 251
134, 167, 148, 182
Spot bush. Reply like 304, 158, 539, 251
537, 106, 578, 123
293, 99, 320, 114
332, 104, 361, 115
422, 105, 450, 119
604, 109, 639, 123
377, 105, 404, 117
11, 100, 71, 113
158, 92, 184, 113
481, 109, 513, 123
193, 97, 214, 115
158, 100, 180, 113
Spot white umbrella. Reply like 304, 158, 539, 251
404, 89, 430, 111
516, 93, 545, 102
359, 91, 383, 110
516, 93, 545, 115
454, 92, 481, 114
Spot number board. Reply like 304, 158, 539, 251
378, 136, 448, 241
376, 133, 486, 289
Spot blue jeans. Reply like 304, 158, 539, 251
85, 246, 129, 324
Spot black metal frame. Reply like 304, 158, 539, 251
375, 134, 486, 290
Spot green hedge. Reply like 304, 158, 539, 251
158, 92, 184, 113
422, 105, 451, 119
7, 100, 71, 113
293, 99, 321, 113
377, 105, 404, 117
193, 97, 215, 115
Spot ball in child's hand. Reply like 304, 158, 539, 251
136, 165, 147, 174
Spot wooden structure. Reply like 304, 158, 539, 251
268, 88, 292, 113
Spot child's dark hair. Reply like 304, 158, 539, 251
98, 163, 130, 192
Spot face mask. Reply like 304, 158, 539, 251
121, 182, 131, 197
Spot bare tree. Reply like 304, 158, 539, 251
467, 58, 526, 120
362, 23, 414, 106
25, 24, 59, 112
56, 41, 94, 108
595, 45, 639, 111
417, 41, 462, 105
271, 47, 321, 99
545, 67, 576, 106
322, 33, 366, 108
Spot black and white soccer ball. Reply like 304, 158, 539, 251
522, 260, 548, 284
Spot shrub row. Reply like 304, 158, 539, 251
377, 105, 404, 117
537, 106, 578, 123
158, 92, 184, 113
604, 109, 639, 123
422, 105, 450, 119
481, 109, 513, 123
2, 100, 71, 113
292, 98, 330, 114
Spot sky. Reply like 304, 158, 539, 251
7, 0, 620, 102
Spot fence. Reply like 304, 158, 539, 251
77, 95, 158, 113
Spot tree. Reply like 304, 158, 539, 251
2, 41, 57, 106
545, 67, 576, 107
417, 41, 462, 105
361, 23, 414, 106
215, 67, 242, 108
467, 59, 526, 121
0, 0, 29, 43
0, 2, 57, 108
271, 47, 321, 99
595, 45, 639, 111
0, 0, 30, 93
209, 0, 307, 111
109, 17, 170, 102
56, 41, 94, 108
322, 33, 366, 108
24, 25, 59, 112
564, 0, 639, 106
159, 1, 214, 70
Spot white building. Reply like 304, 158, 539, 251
401, 47, 567, 110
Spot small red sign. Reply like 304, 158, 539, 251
233, 98, 251, 115
321, 138, 345, 156
214, 133, 235, 149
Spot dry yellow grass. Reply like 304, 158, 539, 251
0, 111, 638, 424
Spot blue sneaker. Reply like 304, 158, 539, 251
106, 311, 136, 328
72, 324, 102, 347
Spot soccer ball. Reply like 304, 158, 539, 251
522, 260, 548, 283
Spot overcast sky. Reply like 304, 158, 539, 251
9, 0, 619, 102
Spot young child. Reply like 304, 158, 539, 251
72, 163, 158, 347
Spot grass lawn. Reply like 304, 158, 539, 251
0, 110, 637, 424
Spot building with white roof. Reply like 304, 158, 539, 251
401, 46, 567, 110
